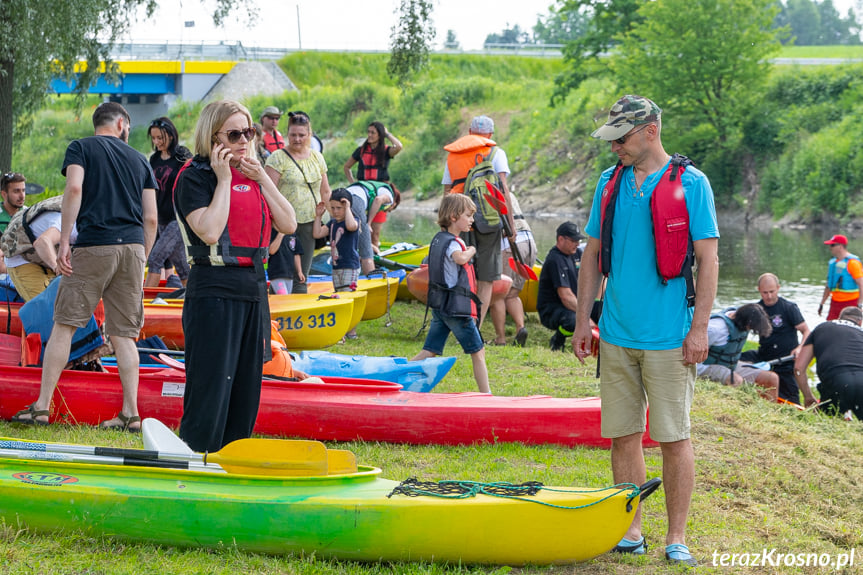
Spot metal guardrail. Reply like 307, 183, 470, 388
109, 42, 564, 61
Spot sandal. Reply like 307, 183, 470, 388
11, 405, 50, 426
665, 543, 698, 568
100, 412, 142, 433
611, 536, 647, 555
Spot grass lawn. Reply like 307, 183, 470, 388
0, 299, 861, 574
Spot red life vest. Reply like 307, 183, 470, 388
599, 153, 695, 306
175, 160, 270, 267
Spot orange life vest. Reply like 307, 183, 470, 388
443, 135, 496, 195
262, 320, 294, 378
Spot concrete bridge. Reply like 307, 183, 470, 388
50, 42, 296, 127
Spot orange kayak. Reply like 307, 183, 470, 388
405, 265, 512, 305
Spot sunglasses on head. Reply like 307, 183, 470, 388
287, 111, 310, 124
1, 172, 22, 184
614, 124, 651, 145
149, 119, 170, 129
215, 127, 256, 143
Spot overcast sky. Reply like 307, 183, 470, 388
126, 0, 861, 53
126, 0, 556, 52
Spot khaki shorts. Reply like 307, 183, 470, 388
502, 237, 537, 293
8, 263, 55, 302
461, 228, 501, 282
55, 244, 145, 338
600, 340, 695, 443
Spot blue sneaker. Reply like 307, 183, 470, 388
665, 543, 698, 567
611, 536, 647, 555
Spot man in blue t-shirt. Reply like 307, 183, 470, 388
573, 95, 719, 568
11, 102, 157, 432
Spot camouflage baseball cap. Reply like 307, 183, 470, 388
591, 95, 662, 141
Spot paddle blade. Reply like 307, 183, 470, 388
484, 179, 505, 202
508, 258, 538, 281
327, 449, 358, 475
211, 438, 329, 476
482, 190, 508, 215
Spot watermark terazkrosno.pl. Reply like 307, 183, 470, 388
713, 548, 856, 569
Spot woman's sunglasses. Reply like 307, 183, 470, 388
215, 128, 256, 143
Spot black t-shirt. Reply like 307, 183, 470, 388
805, 320, 863, 382
61, 135, 156, 247
150, 147, 191, 226
174, 158, 266, 301
537, 245, 582, 319
268, 230, 303, 279
757, 297, 805, 359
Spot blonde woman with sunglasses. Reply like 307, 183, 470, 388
173, 100, 296, 453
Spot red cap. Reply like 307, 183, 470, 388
824, 234, 848, 246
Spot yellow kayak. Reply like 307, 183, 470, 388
307, 276, 399, 321
518, 263, 543, 313
144, 296, 355, 350
270, 292, 366, 333
0, 426, 662, 565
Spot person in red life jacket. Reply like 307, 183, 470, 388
795, 306, 863, 419
412, 193, 490, 394
442, 115, 516, 328
818, 234, 863, 321
144, 116, 192, 288
12, 102, 158, 431
572, 95, 719, 568
260, 106, 285, 154
174, 100, 297, 453
343, 121, 403, 251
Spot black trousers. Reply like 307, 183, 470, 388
179, 296, 265, 453
820, 370, 863, 421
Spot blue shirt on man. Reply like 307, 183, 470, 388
584, 159, 719, 350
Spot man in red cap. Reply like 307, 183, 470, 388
818, 234, 863, 320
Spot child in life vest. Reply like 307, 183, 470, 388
412, 194, 491, 393
314, 188, 361, 338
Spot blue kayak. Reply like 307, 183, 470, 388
108, 349, 454, 393
290, 350, 454, 393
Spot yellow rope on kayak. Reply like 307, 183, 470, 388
387, 477, 640, 510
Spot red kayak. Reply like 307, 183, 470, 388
0, 365, 656, 449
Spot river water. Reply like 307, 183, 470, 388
384, 209, 844, 332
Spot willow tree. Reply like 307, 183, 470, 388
387, 0, 435, 88
0, 0, 251, 173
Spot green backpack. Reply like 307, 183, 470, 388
462, 147, 503, 234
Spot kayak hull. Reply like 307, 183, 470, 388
0, 453, 640, 564
406, 265, 512, 304
289, 350, 454, 392
0, 366, 657, 449
306, 275, 400, 320
140, 296, 355, 350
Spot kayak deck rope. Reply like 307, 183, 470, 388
387, 477, 640, 510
